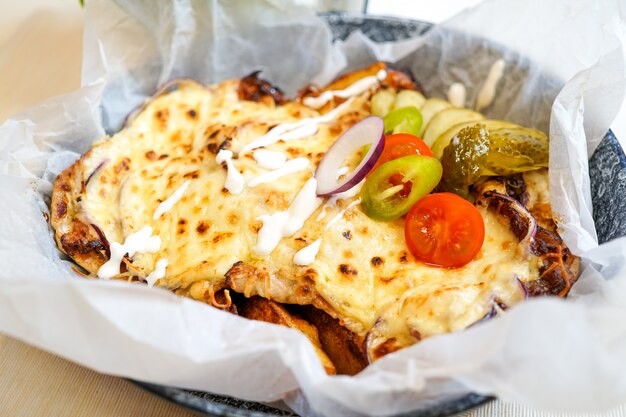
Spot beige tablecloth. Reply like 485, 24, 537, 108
1, 4, 625, 417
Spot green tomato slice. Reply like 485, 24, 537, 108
361, 155, 442, 221
382, 106, 423, 136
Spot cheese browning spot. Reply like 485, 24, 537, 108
145, 151, 157, 160
398, 251, 409, 263
212, 232, 234, 244
184, 170, 200, 179
371, 257, 383, 267
170, 131, 182, 143
339, 264, 358, 276
155, 109, 170, 130
56, 200, 67, 218
227, 213, 239, 225
196, 221, 211, 235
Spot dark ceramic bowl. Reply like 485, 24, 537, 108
131, 13, 626, 417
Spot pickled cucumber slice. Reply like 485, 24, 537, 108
483, 127, 549, 175
392, 90, 426, 111
431, 120, 518, 159
439, 124, 490, 198
422, 108, 485, 147
371, 90, 396, 117
419, 98, 453, 135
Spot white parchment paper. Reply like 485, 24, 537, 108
1, 0, 626, 416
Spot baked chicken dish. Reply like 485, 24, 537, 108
50, 62, 580, 375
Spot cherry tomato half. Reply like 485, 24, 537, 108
404, 193, 485, 268
370, 133, 433, 174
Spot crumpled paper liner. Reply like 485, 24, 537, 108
1, 0, 625, 416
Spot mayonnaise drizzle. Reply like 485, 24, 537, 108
254, 177, 323, 255
216, 149, 245, 195
303, 69, 387, 109
239, 98, 354, 155
335, 166, 350, 179
146, 259, 168, 287
293, 239, 322, 266
97, 226, 161, 279
277, 124, 319, 141
316, 180, 364, 221
475, 59, 505, 112
325, 198, 361, 230
447, 82, 467, 108
253, 149, 287, 170
153, 180, 191, 220
248, 158, 310, 187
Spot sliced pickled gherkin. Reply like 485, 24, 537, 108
431, 120, 518, 159
483, 127, 549, 175
392, 90, 426, 111
438, 124, 490, 199
419, 98, 453, 135
422, 108, 485, 147
371, 90, 396, 117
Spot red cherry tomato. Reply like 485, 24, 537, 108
404, 193, 485, 268
370, 133, 432, 174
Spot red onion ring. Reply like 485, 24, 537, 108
315, 116, 385, 196
85, 160, 107, 187
90, 223, 110, 258
476, 191, 537, 246
517, 277, 530, 299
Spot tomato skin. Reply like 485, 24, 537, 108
370, 133, 433, 173
404, 193, 485, 268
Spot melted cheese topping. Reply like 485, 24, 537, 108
75, 79, 536, 351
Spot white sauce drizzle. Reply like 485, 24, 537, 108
303, 69, 387, 109
97, 226, 161, 279
277, 123, 319, 141
239, 98, 354, 155
216, 149, 245, 195
316, 180, 364, 221
153, 180, 191, 220
447, 82, 467, 108
324, 198, 361, 230
146, 259, 168, 287
247, 158, 310, 187
253, 149, 287, 170
254, 177, 323, 255
335, 166, 350, 179
293, 238, 322, 266
475, 59, 505, 112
